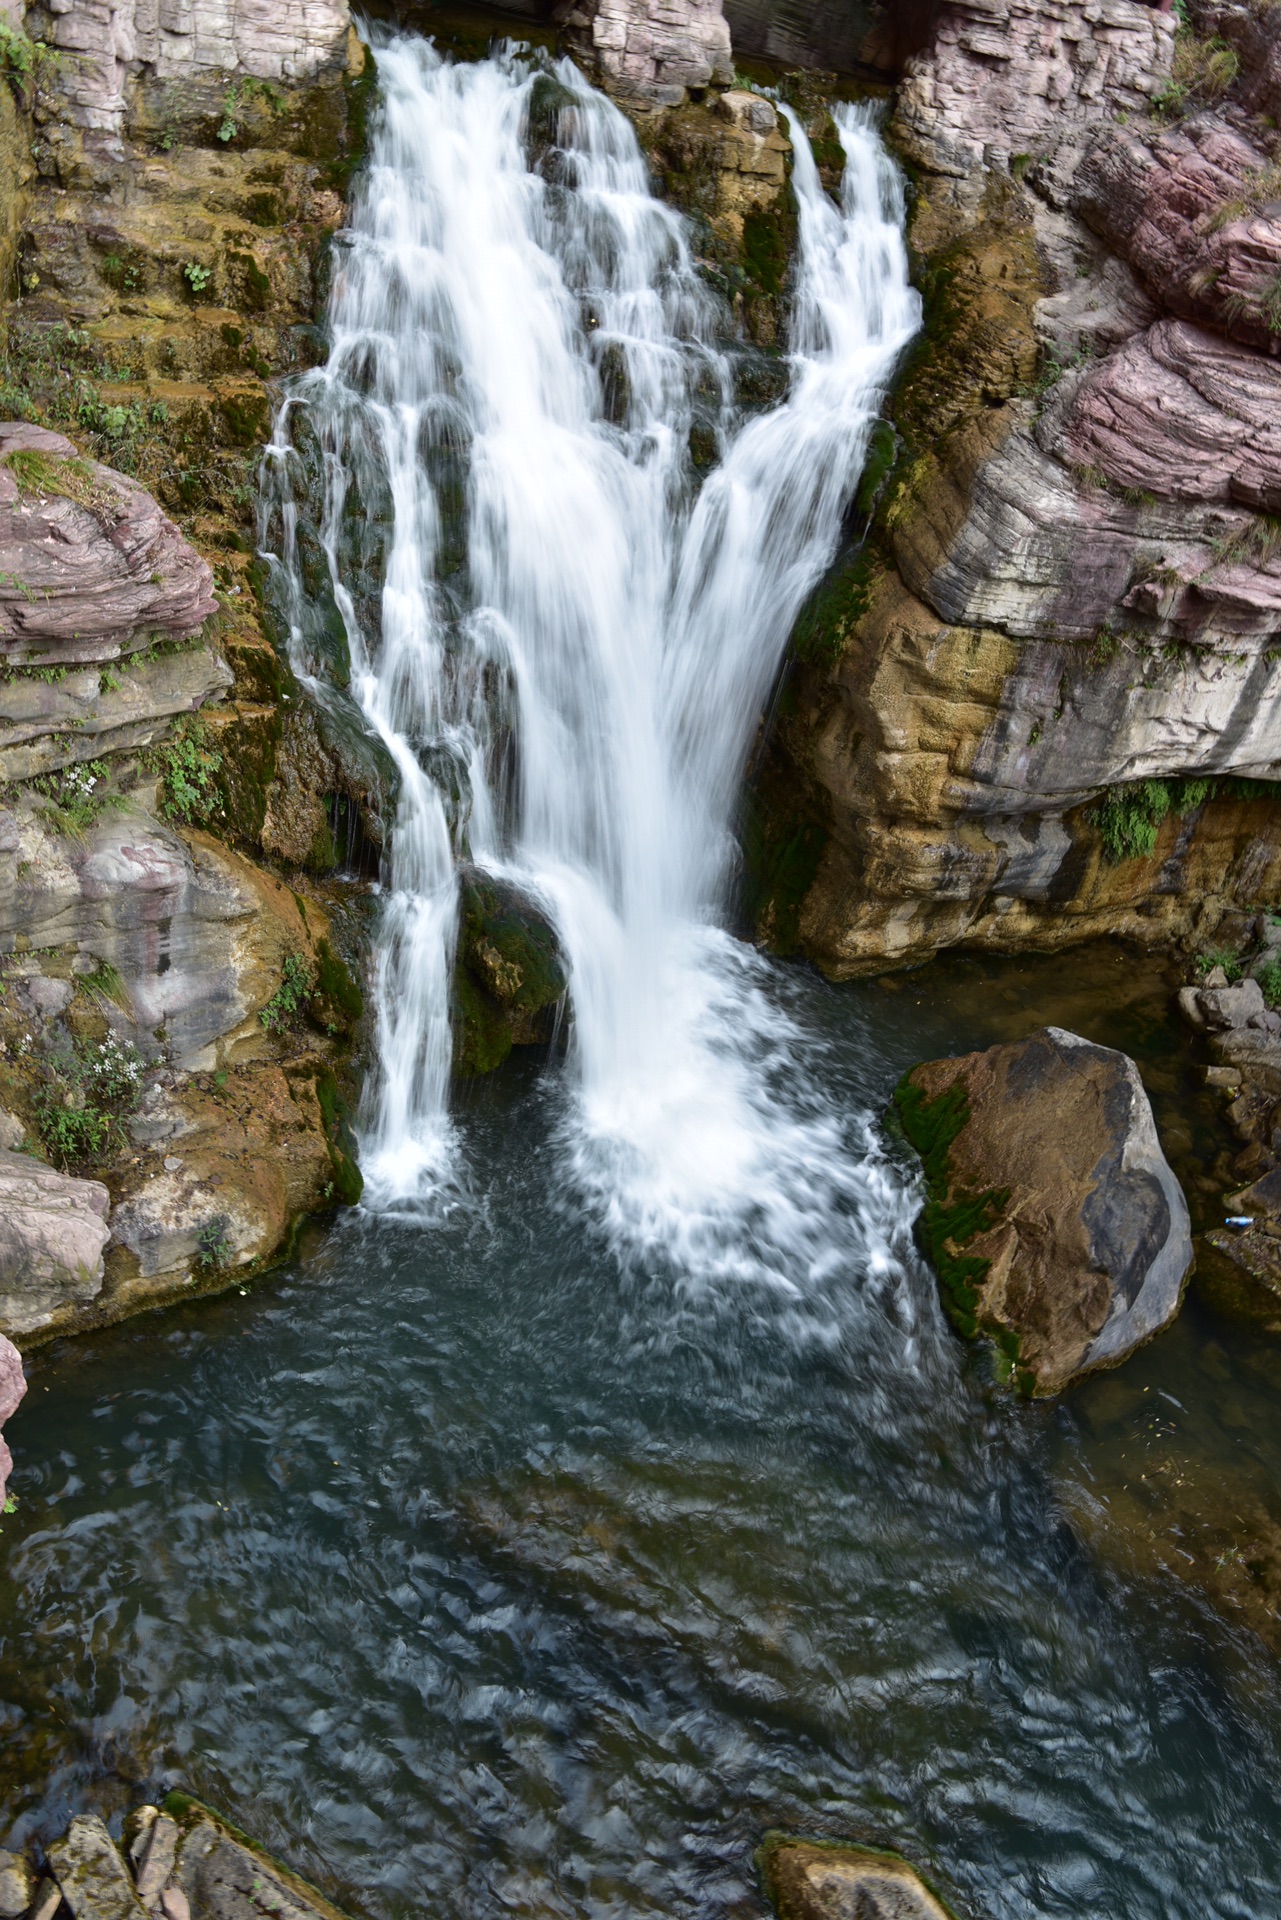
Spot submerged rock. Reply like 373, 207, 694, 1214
453, 868, 568, 1076
760, 1836, 958, 1920
0, 1150, 111, 1337
894, 1027, 1192, 1395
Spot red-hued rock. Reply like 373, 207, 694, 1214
0, 1332, 26, 1510
1059, 318, 1281, 511
1075, 119, 1281, 352
0, 424, 217, 668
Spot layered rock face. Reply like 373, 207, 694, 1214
759, 0, 1281, 976
895, 0, 1175, 171
0, 4, 372, 1341
31, 0, 353, 136
896, 1027, 1192, 1393
554, 0, 732, 107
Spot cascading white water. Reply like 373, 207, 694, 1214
262, 36, 919, 1275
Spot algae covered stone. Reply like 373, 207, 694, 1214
893, 1026, 1192, 1394
760, 1835, 959, 1920
453, 867, 568, 1076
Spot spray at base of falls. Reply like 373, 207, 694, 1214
262, 38, 920, 1281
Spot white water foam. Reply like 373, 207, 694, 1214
262, 38, 919, 1277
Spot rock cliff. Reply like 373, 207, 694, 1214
0, 0, 369, 1344
755, 0, 1281, 978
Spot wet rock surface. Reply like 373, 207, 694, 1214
760, 1836, 958, 1920
49, 1818, 146, 1920
896, 1027, 1192, 1394
17, 1805, 348, 1920
453, 868, 569, 1076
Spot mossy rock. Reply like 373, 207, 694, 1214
892, 1029, 1193, 1395
759, 1834, 961, 1920
314, 1066, 363, 1207
452, 869, 568, 1077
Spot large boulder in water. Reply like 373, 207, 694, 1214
760, 1836, 959, 1920
893, 1026, 1192, 1395
453, 867, 569, 1076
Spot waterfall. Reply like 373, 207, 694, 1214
262, 36, 919, 1274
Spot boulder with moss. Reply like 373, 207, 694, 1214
760, 1836, 959, 1920
453, 868, 568, 1077
894, 1026, 1192, 1394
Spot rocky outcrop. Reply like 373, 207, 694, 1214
895, 1027, 1192, 1393
26, 1804, 349, 1920
28, 0, 353, 136
760, 1837, 958, 1920
1056, 318, 1281, 513
1074, 120, 1281, 354
453, 868, 568, 1075
554, 0, 732, 108
896, 0, 1175, 175
0, 1332, 25, 1510
0, 795, 324, 1071
639, 87, 794, 346
49, 1819, 146, 1920
757, 0, 1281, 978
0, 1150, 111, 1335
0, 423, 216, 662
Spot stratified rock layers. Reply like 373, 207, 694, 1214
760, 0, 1281, 977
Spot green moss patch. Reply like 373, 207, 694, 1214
315, 1067, 363, 1207
892, 1072, 1010, 1341
1090, 774, 1281, 863
452, 874, 568, 1077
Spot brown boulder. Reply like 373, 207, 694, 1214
760, 1837, 958, 1920
894, 1027, 1192, 1394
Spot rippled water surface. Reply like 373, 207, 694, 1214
5, 947, 1281, 1920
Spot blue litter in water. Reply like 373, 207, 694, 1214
1225, 1216, 1254, 1229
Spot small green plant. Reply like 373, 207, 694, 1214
1256, 957, 1281, 1007
183, 261, 213, 295
34, 1030, 145, 1168
1154, 25, 1240, 116
196, 1215, 233, 1271
149, 715, 223, 824
5, 445, 111, 514
260, 953, 315, 1034
1196, 947, 1244, 982
28, 760, 122, 837
81, 958, 131, 1013
0, 21, 50, 87
101, 252, 142, 293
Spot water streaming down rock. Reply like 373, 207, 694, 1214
262, 37, 919, 1272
